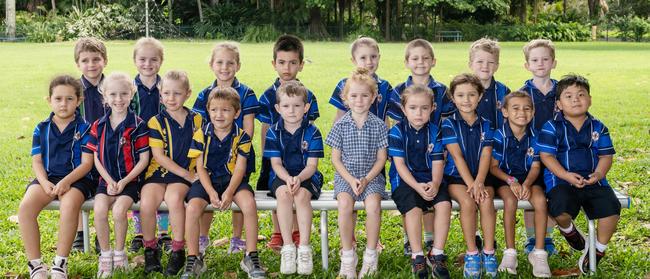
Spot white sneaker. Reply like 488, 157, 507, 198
297, 245, 314, 275
358, 250, 378, 278
96, 252, 113, 278
498, 248, 518, 275
338, 251, 358, 279
112, 250, 128, 271
280, 244, 297, 274
27, 261, 47, 279
50, 258, 68, 279
528, 249, 551, 278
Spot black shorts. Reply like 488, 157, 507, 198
391, 182, 451, 215
27, 176, 96, 200
445, 175, 467, 186
547, 184, 621, 220
97, 180, 141, 203
186, 175, 254, 202
485, 173, 545, 190
256, 157, 271, 191
144, 171, 192, 187
269, 177, 322, 200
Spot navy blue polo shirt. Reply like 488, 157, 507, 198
263, 119, 324, 176
520, 79, 558, 133
189, 123, 251, 181
441, 111, 494, 178
388, 75, 456, 127
87, 109, 150, 185
31, 112, 93, 177
328, 75, 393, 121
257, 78, 320, 125
492, 121, 539, 177
477, 78, 511, 129
146, 108, 203, 178
537, 113, 616, 192
79, 75, 107, 123
388, 121, 444, 192
192, 78, 259, 128
131, 74, 162, 123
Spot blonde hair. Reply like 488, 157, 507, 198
341, 67, 378, 104
101, 72, 135, 99
405, 39, 434, 61
523, 39, 555, 61
401, 84, 434, 107
351, 36, 380, 57
160, 70, 190, 92
207, 87, 241, 112
469, 37, 500, 62
210, 42, 240, 65
277, 80, 308, 104
74, 37, 107, 62
448, 73, 484, 99
133, 37, 164, 61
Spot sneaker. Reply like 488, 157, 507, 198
166, 249, 186, 276
96, 253, 113, 278
579, 247, 605, 275
158, 233, 173, 253
50, 258, 67, 279
280, 245, 297, 274
297, 245, 314, 275
559, 224, 586, 251
292, 231, 300, 245
71, 231, 84, 252
524, 237, 536, 254
544, 237, 558, 255
424, 240, 434, 253
129, 235, 144, 253
143, 247, 162, 274
240, 251, 267, 279
482, 252, 498, 278
403, 240, 412, 257
338, 251, 358, 279
463, 253, 481, 279
411, 255, 429, 279
427, 254, 450, 279
28, 261, 48, 279
228, 237, 246, 254
358, 250, 378, 278
181, 255, 206, 279
498, 249, 518, 275
266, 232, 283, 251
528, 249, 551, 278
198, 235, 210, 256
112, 251, 128, 271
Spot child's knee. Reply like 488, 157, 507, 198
276, 189, 293, 203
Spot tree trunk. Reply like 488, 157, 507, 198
532, 0, 539, 23
358, 0, 363, 22
308, 7, 329, 39
385, 0, 390, 41
348, 0, 352, 25
51, 0, 57, 14
197, 0, 204, 22
270, 0, 274, 12
6, 0, 16, 39
563, 0, 567, 17
338, 0, 344, 39
519, 0, 527, 23
587, 0, 598, 21
168, 0, 173, 24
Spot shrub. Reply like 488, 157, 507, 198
242, 24, 281, 42
613, 15, 650, 41
64, 4, 137, 40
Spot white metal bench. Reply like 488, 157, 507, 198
435, 30, 463, 42
44, 189, 631, 273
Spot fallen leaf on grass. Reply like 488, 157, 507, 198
644, 272, 650, 279
387, 210, 401, 217
455, 253, 465, 266
212, 237, 229, 247
131, 255, 144, 268
268, 272, 280, 278
643, 223, 650, 230
15, 135, 25, 140
223, 271, 238, 278
552, 267, 581, 277
4, 272, 22, 278
8, 215, 19, 224
257, 235, 267, 241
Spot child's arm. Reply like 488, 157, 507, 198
243, 114, 255, 138
430, 160, 444, 194
394, 157, 434, 200
151, 146, 192, 181
445, 143, 476, 189
540, 153, 584, 187
473, 146, 493, 202
489, 157, 522, 199
116, 151, 150, 192
54, 152, 94, 196
220, 154, 247, 210
520, 162, 541, 200
584, 155, 613, 185
196, 155, 220, 207
270, 157, 292, 183
94, 152, 116, 187
32, 154, 55, 196
260, 123, 269, 150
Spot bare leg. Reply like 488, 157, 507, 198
56, 188, 85, 256
18, 185, 55, 260
140, 183, 165, 243
185, 199, 208, 256
294, 189, 313, 245
364, 194, 382, 250
478, 187, 496, 251
94, 194, 115, 251
234, 190, 259, 253
337, 193, 356, 251
433, 201, 452, 251
112, 196, 134, 251
232, 212, 244, 238
596, 215, 619, 245
529, 186, 548, 250
275, 185, 295, 245
449, 185, 479, 252
165, 183, 189, 243
497, 186, 518, 249
404, 208, 424, 254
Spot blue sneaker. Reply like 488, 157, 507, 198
463, 253, 481, 278
482, 252, 498, 278
544, 237, 558, 255
524, 237, 535, 254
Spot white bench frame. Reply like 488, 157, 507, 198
44, 190, 630, 274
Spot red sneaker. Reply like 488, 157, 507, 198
292, 231, 300, 245
267, 233, 283, 251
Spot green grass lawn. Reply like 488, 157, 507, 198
0, 41, 648, 278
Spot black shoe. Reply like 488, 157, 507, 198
412, 255, 429, 279
158, 233, 172, 253
166, 249, 186, 276
71, 231, 84, 252
404, 240, 412, 257
560, 224, 586, 251
181, 255, 206, 279
144, 246, 162, 274
94, 235, 100, 254
579, 247, 604, 274
129, 235, 144, 253
427, 253, 450, 279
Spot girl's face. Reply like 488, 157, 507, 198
406, 46, 435, 77
469, 50, 499, 82
556, 84, 591, 118
103, 81, 134, 114
211, 49, 240, 84
402, 93, 434, 129
451, 83, 481, 114
502, 97, 533, 128
160, 79, 190, 112
352, 45, 380, 75
134, 47, 162, 78
49, 85, 81, 120
345, 81, 375, 115
207, 99, 239, 130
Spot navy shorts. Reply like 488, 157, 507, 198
270, 177, 322, 200
27, 176, 96, 200
96, 180, 141, 203
547, 184, 621, 220
256, 158, 271, 191
391, 182, 451, 215
144, 171, 192, 187
186, 175, 254, 202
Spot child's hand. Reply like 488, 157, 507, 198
208, 191, 221, 208
358, 177, 369, 194
472, 181, 487, 203
509, 181, 523, 200
427, 182, 439, 198
106, 180, 118, 195
563, 172, 586, 188
289, 176, 301, 195
417, 183, 434, 201
219, 191, 233, 210
41, 181, 56, 197
183, 170, 196, 183
348, 178, 362, 196
584, 172, 602, 185
115, 179, 128, 194
53, 180, 71, 196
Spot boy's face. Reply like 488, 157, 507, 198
275, 94, 309, 126
103, 82, 134, 114
405, 46, 435, 77
134, 48, 162, 78
49, 85, 81, 120
525, 47, 556, 79
469, 50, 499, 82
402, 94, 434, 129
208, 99, 239, 131
451, 83, 482, 114
160, 79, 191, 112
556, 84, 591, 118
77, 51, 106, 81
211, 49, 240, 84
273, 51, 303, 82
345, 81, 375, 115
352, 45, 380, 76
502, 97, 533, 128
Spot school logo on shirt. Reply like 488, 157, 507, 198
376, 94, 382, 103
527, 147, 535, 158
496, 100, 502, 110
427, 143, 434, 153
592, 131, 600, 142
73, 132, 81, 141
480, 132, 486, 142
302, 141, 308, 151
119, 136, 126, 147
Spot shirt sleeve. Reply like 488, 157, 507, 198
85, 121, 100, 153
440, 87, 456, 118
31, 124, 42, 156
596, 123, 616, 156
441, 119, 458, 146
307, 126, 325, 158
329, 79, 347, 111
147, 117, 164, 148
376, 121, 389, 149
241, 87, 259, 116
237, 132, 252, 157
263, 128, 281, 158
256, 90, 273, 124
324, 122, 343, 150
191, 87, 209, 119
531, 137, 541, 162
133, 121, 150, 154
482, 125, 494, 147
80, 123, 93, 154
429, 127, 444, 162
491, 129, 505, 162
388, 126, 405, 158
187, 126, 205, 158
387, 87, 404, 121
307, 90, 320, 121
537, 121, 559, 155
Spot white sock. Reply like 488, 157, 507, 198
53, 255, 67, 267
559, 223, 574, 233
298, 244, 311, 251
430, 248, 444, 256
411, 251, 424, 259
533, 248, 546, 254
100, 250, 112, 257
365, 247, 377, 256
114, 250, 125, 256
283, 244, 296, 250
28, 258, 43, 268
341, 249, 355, 257
595, 241, 607, 252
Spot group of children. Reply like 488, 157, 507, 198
18, 34, 621, 279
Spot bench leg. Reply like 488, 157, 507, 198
320, 210, 329, 270
588, 219, 596, 274
82, 210, 90, 253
